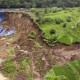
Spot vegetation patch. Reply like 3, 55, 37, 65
1, 57, 32, 80
28, 31, 36, 39
29, 7, 80, 46
34, 41, 42, 48
2, 60, 17, 75
44, 59, 80, 80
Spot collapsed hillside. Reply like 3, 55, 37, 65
0, 12, 80, 80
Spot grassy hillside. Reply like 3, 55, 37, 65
29, 7, 80, 46
44, 59, 80, 80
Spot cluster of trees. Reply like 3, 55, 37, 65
0, 0, 80, 8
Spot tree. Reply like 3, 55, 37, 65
0, 0, 80, 8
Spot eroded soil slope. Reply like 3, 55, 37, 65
0, 12, 80, 80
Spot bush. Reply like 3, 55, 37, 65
44, 17, 54, 23
28, 32, 36, 39
50, 29, 56, 34
66, 16, 72, 22
36, 17, 54, 24
35, 11, 40, 17
44, 8, 48, 14
46, 36, 57, 44
53, 9, 58, 13
78, 8, 80, 12
42, 33, 57, 46
35, 11, 44, 18
63, 23, 67, 28
55, 18, 63, 24
76, 22, 80, 27
36, 17, 44, 24
30, 8, 36, 13
62, 6, 66, 10
52, 8, 62, 13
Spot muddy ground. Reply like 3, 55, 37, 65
0, 12, 80, 80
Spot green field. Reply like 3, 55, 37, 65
29, 7, 80, 46
44, 59, 80, 80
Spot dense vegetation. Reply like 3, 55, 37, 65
44, 59, 80, 80
0, 0, 80, 8
29, 7, 80, 46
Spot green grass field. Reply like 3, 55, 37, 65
29, 7, 80, 46
44, 59, 80, 80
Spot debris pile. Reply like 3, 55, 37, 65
0, 12, 15, 36
0, 26, 15, 36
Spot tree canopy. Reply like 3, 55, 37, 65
0, 0, 80, 8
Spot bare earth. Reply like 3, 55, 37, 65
0, 12, 80, 80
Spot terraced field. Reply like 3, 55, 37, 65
29, 7, 80, 46
44, 59, 80, 80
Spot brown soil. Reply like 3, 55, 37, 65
0, 12, 80, 80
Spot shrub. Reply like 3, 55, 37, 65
50, 29, 56, 34
30, 8, 36, 13
44, 8, 48, 14
36, 16, 42, 23
42, 32, 57, 44
35, 11, 40, 17
35, 11, 44, 18
28, 32, 36, 39
55, 18, 63, 24
62, 6, 66, 10
36, 17, 54, 24
76, 22, 80, 27
44, 17, 54, 23
63, 23, 67, 28
53, 9, 58, 13
66, 16, 72, 22
36, 17, 45, 24
52, 7, 59, 13
78, 8, 80, 12
48, 36, 57, 44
